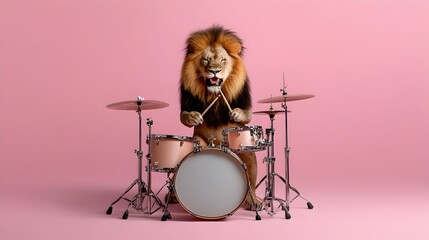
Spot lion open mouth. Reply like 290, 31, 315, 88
206, 77, 223, 86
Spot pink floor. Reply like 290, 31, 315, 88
1, 179, 428, 240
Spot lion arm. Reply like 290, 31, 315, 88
229, 80, 252, 124
180, 87, 205, 127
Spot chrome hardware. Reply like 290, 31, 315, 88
208, 135, 216, 147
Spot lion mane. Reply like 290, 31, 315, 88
180, 26, 251, 128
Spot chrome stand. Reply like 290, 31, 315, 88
161, 172, 174, 221
280, 84, 313, 216
106, 98, 165, 219
256, 105, 291, 218
256, 81, 314, 219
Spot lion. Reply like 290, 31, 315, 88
179, 26, 262, 211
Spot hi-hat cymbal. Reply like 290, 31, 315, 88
107, 99, 169, 110
258, 94, 315, 103
253, 110, 291, 116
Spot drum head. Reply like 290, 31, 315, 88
174, 148, 248, 219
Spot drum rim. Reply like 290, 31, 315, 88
150, 167, 175, 173
150, 134, 197, 142
230, 145, 266, 153
173, 147, 248, 220
222, 125, 263, 135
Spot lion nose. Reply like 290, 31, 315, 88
208, 68, 221, 74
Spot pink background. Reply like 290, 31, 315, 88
1, 0, 428, 239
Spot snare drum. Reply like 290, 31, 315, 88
149, 135, 197, 172
222, 125, 265, 153
174, 147, 248, 219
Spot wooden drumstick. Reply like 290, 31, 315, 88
219, 89, 233, 112
201, 94, 221, 116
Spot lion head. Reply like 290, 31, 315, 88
180, 26, 248, 103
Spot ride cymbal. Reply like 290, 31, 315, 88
107, 98, 169, 110
253, 110, 291, 116
258, 94, 315, 103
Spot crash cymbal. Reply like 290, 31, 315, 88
258, 94, 315, 103
253, 110, 291, 116
107, 98, 169, 110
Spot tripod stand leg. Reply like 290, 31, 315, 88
274, 173, 286, 183
246, 183, 262, 220
122, 210, 129, 219
281, 204, 292, 219
289, 185, 314, 209
122, 193, 140, 220
161, 183, 174, 221
273, 173, 314, 209
106, 179, 139, 215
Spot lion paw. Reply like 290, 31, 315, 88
230, 108, 246, 122
245, 196, 264, 211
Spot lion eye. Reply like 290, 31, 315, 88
202, 58, 209, 63
221, 59, 226, 63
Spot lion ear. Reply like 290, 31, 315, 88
187, 32, 211, 54
222, 35, 243, 55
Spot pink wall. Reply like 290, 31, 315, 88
1, 0, 428, 194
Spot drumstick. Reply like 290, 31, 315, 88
219, 89, 233, 112
201, 94, 221, 116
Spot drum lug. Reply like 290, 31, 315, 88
194, 145, 201, 153
180, 141, 184, 147
208, 135, 216, 147
155, 139, 160, 145
221, 147, 229, 153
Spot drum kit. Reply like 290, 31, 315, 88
105, 83, 315, 221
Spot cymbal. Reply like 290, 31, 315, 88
107, 99, 169, 110
258, 94, 315, 103
253, 110, 291, 116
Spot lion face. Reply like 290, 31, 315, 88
199, 46, 233, 93
181, 26, 248, 103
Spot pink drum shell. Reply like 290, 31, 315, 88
223, 126, 264, 152
149, 135, 196, 171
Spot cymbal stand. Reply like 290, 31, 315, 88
132, 117, 165, 217
106, 99, 164, 219
280, 82, 314, 213
105, 98, 147, 218
256, 104, 291, 218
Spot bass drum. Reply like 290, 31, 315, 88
174, 147, 248, 220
